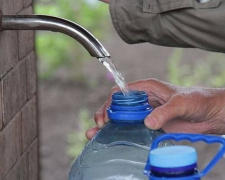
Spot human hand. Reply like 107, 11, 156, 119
99, 0, 110, 4
86, 79, 225, 139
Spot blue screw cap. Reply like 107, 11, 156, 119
150, 145, 197, 168
107, 91, 153, 122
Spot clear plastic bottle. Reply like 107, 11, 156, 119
69, 91, 170, 180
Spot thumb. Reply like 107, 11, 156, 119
145, 101, 183, 130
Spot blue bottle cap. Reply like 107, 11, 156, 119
107, 91, 153, 122
145, 133, 225, 180
150, 145, 197, 168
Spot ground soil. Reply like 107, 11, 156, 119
39, 26, 225, 180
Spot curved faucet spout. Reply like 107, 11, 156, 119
1, 15, 110, 58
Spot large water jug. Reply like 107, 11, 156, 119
144, 133, 225, 180
69, 90, 171, 180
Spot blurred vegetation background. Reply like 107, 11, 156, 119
35, 0, 108, 164
35, 0, 225, 179
35, 0, 109, 81
167, 49, 225, 87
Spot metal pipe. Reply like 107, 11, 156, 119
1, 15, 110, 58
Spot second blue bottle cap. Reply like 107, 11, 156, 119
150, 145, 197, 168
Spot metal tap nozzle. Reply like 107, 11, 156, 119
1, 15, 110, 58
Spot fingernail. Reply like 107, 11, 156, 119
146, 117, 157, 129
104, 118, 109, 123
97, 121, 104, 128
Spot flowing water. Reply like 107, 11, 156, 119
99, 57, 130, 96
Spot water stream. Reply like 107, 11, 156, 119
99, 57, 130, 96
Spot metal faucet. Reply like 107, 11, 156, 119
1, 15, 110, 58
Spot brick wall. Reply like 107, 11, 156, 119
0, 0, 38, 180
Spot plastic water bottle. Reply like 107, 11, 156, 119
144, 133, 225, 180
69, 90, 171, 180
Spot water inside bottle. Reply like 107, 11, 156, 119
69, 123, 170, 180
99, 57, 130, 96
76, 141, 149, 180
69, 124, 154, 180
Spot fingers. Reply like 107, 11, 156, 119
145, 98, 185, 130
88, 87, 120, 140
162, 120, 212, 134
128, 79, 177, 105
94, 103, 108, 128
86, 126, 99, 140
94, 86, 120, 128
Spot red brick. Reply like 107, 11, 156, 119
0, 81, 2, 130
21, 96, 37, 152
18, 6, 34, 59
0, 31, 18, 78
3, 153, 28, 180
2, 60, 27, 125
2, 0, 23, 14
1, 1, 38, 180
3, 139, 38, 180
26, 52, 37, 99
27, 139, 38, 180
0, 113, 22, 180
0, 1, 2, 13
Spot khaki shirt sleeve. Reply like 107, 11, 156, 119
109, 0, 225, 53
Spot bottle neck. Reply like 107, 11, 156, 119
93, 119, 162, 148
107, 91, 153, 123
109, 118, 144, 124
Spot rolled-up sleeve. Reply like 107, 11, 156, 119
109, 0, 225, 53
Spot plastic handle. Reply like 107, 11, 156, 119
151, 133, 225, 178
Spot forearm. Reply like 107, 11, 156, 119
109, 0, 225, 53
